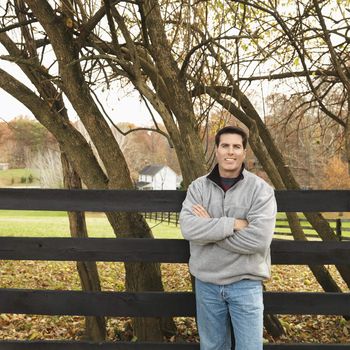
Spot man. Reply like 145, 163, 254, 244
180, 126, 276, 350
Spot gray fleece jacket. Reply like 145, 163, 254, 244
180, 165, 277, 285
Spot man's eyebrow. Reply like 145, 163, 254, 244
220, 142, 242, 146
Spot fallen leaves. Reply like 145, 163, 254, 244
0, 260, 348, 343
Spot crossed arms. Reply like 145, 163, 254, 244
192, 204, 248, 231
179, 182, 277, 255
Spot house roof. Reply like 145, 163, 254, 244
139, 165, 165, 176
136, 181, 151, 188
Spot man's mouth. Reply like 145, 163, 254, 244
225, 158, 235, 161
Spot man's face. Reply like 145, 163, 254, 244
215, 133, 246, 178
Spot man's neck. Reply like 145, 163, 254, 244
218, 166, 242, 179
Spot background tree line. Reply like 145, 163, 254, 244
1, 112, 348, 190
0, 117, 181, 185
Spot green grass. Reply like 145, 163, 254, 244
274, 213, 350, 239
0, 210, 348, 240
0, 168, 40, 187
0, 210, 182, 238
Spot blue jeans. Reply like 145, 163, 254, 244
195, 278, 264, 350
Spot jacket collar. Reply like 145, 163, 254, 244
207, 163, 245, 188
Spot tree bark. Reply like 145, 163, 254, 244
0, 12, 107, 338
205, 84, 350, 290
1, 9, 175, 340
133, 0, 208, 186
61, 152, 106, 340
15, 0, 177, 340
203, 89, 349, 327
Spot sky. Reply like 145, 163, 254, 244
0, 53, 274, 129
0, 59, 158, 126
0, 84, 158, 126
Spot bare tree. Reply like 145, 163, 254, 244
30, 148, 63, 188
0, 0, 175, 340
2, 0, 350, 340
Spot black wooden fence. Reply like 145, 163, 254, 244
144, 213, 350, 241
0, 189, 350, 349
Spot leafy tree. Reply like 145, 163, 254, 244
0, 0, 175, 341
1, 0, 350, 340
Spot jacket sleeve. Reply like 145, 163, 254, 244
216, 184, 276, 255
179, 181, 235, 243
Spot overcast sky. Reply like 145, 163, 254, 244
0, 85, 158, 126
0, 59, 158, 126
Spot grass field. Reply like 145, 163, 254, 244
0, 210, 348, 343
0, 168, 40, 187
274, 212, 350, 240
0, 210, 349, 239
0, 210, 182, 238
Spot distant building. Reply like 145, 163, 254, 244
137, 165, 177, 190
0, 163, 9, 170
176, 174, 183, 189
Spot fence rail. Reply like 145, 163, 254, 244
144, 213, 350, 241
1, 188, 350, 212
0, 189, 349, 349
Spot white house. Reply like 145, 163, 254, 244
137, 165, 178, 190
0, 163, 9, 170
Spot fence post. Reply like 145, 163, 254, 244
336, 218, 342, 241
168, 212, 171, 225
176, 212, 179, 227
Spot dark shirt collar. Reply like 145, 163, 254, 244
207, 163, 245, 188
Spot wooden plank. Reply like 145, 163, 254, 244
0, 341, 199, 349
0, 289, 349, 316
271, 241, 350, 264
0, 238, 350, 265
0, 238, 190, 263
0, 189, 350, 212
265, 346, 350, 349
0, 189, 185, 212
274, 190, 350, 212
264, 292, 350, 315
0, 289, 196, 317
0, 341, 348, 349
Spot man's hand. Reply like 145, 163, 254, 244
192, 204, 210, 218
192, 204, 248, 231
234, 219, 248, 231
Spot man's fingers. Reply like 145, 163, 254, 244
192, 204, 210, 218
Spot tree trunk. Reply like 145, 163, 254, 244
137, 0, 208, 186
61, 152, 106, 341
10, 1, 178, 340
249, 121, 350, 321
346, 98, 350, 175
203, 93, 349, 334
207, 86, 350, 290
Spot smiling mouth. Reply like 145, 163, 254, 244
225, 158, 236, 160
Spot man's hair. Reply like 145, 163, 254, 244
215, 126, 248, 149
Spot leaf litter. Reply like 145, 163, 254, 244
0, 260, 349, 343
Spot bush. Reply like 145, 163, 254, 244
28, 174, 34, 183
20, 176, 27, 184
